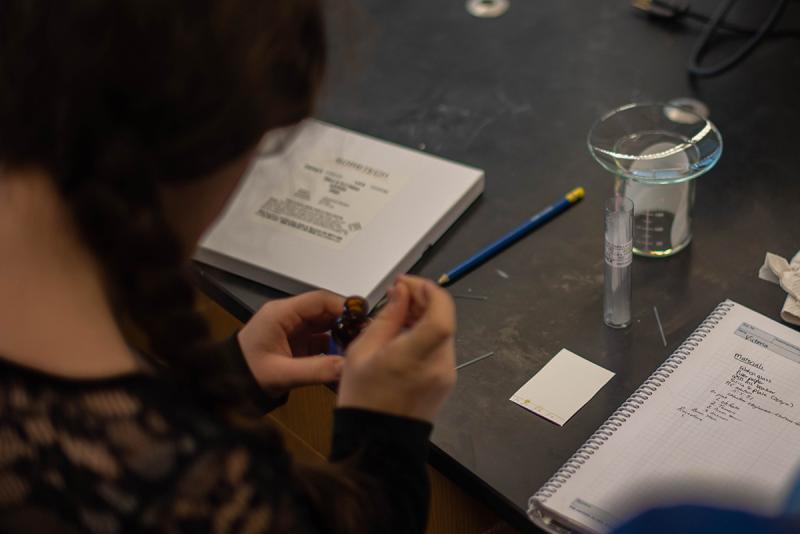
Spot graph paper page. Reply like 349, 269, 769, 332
534, 302, 800, 533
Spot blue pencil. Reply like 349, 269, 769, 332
437, 187, 585, 286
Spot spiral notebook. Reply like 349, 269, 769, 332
530, 300, 800, 533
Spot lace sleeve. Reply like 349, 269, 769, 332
0, 371, 303, 533
140, 443, 317, 533
0, 360, 431, 534
143, 408, 434, 534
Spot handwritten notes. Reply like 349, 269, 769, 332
532, 306, 800, 534
678, 347, 800, 428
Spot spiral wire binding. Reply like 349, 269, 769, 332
528, 301, 735, 522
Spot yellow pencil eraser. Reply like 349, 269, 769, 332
566, 187, 585, 203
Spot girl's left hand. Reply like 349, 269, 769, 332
238, 290, 345, 398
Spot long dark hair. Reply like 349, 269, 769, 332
0, 0, 325, 406
0, 4, 404, 531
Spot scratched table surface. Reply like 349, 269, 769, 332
193, 2, 800, 531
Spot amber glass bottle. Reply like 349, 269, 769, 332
330, 296, 370, 353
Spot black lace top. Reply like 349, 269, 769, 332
0, 337, 432, 533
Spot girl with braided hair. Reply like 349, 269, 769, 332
0, 1, 457, 532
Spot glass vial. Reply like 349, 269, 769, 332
330, 296, 370, 354
604, 196, 634, 328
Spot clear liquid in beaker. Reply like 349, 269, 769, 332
613, 134, 698, 256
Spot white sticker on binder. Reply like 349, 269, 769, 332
251, 156, 408, 249
510, 349, 615, 426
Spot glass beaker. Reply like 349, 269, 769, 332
588, 103, 723, 257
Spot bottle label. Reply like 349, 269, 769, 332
605, 239, 633, 267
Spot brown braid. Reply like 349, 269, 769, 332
0, 3, 403, 532
66, 137, 215, 384
0, 0, 325, 407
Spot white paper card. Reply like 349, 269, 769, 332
510, 349, 615, 426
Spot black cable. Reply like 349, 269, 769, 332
682, 8, 799, 37
687, 0, 788, 77
634, 0, 800, 36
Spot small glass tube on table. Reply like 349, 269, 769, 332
604, 196, 634, 328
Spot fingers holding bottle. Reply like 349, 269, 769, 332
394, 275, 456, 360
337, 276, 457, 422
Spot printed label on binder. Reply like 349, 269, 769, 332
252, 156, 408, 248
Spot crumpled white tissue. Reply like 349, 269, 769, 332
759, 251, 800, 326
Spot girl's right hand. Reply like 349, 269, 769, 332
336, 275, 457, 423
